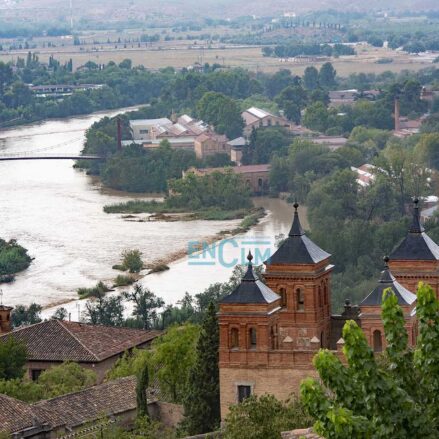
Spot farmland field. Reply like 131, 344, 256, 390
0, 42, 435, 76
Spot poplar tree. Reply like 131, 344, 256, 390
301, 282, 439, 438
182, 302, 220, 435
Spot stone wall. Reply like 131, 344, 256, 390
219, 366, 318, 418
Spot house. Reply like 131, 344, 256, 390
194, 132, 229, 159
241, 107, 291, 137
329, 89, 358, 107
187, 164, 270, 194
0, 319, 161, 382
227, 137, 247, 165
0, 376, 183, 438
218, 200, 431, 418
130, 115, 208, 143
351, 164, 376, 187
310, 135, 348, 151
129, 118, 173, 141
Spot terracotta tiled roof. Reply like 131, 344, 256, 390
0, 394, 41, 433
0, 320, 162, 362
33, 376, 137, 429
0, 377, 137, 434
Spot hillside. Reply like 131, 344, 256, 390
1, 0, 439, 23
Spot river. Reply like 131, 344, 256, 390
0, 108, 300, 321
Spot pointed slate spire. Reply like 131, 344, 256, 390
220, 251, 280, 304
390, 198, 439, 261
409, 198, 424, 233
266, 201, 331, 265
289, 202, 304, 237
242, 251, 256, 282
361, 256, 416, 306
379, 256, 394, 284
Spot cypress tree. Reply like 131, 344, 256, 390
183, 302, 220, 434
136, 361, 149, 419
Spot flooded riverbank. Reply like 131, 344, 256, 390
0, 108, 300, 320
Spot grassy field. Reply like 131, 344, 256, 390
0, 41, 435, 76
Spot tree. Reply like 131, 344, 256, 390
197, 91, 244, 139
148, 324, 200, 402
84, 294, 124, 326
182, 302, 220, 434
275, 86, 308, 123
415, 133, 439, 170
0, 337, 26, 380
223, 394, 312, 439
122, 249, 144, 273
319, 62, 337, 88
123, 284, 164, 329
300, 283, 439, 438
51, 307, 68, 320
136, 360, 149, 419
303, 66, 319, 90
11, 303, 42, 328
38, 362, 96, 398
248, 127, 290, 164
302, 102, 330, 132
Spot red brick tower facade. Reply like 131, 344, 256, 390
359, 257, 417, 352
389, 199, 439, 295
218, 204, 332, 418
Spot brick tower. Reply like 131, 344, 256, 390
0, 305, 13, 334
388, 199, 439, 296
263, 202, 334, 349
218, 203, 332, 418
359, 257, 417, 352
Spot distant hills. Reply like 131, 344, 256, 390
1, 0, 439, 23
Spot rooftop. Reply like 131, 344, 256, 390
390, 199, 439, 261
361, 257, 417, 306
266, 203, 331, 265
221, 252, 280, 304
0, 319, 161, 363
33, 376, 137, 429
0, 376, 137, 434
129, 118, 172, 128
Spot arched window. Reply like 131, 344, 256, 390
324, 284, 328, 305
249, 327, 257, 349
279, 288, 287, 307
230, 328, 239, 349
258, 178, 263, 188
373, 330, 382, 353
320, 331, 324, 348
318, 286, 322, 307
297, 288, 305, 311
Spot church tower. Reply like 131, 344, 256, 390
388, 199, 439, 296
264, 202, 334, 349
359, 257, 417, 352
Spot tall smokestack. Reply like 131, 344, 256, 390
394, 98, 400, 132
117, 117, 122, 150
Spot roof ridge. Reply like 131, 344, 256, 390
0, 318, 52, 337
32, 375, 137, 407
59, 320, 99, 361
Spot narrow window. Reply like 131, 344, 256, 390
297, 288, 305, 311
373, 330, 382, 353
279, 288, 287, 307
237, 385, 251, 403
230, 328, 239, 349
324, 284, 328, 305
318, 286, 322, 307
249, 327, 257, 349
